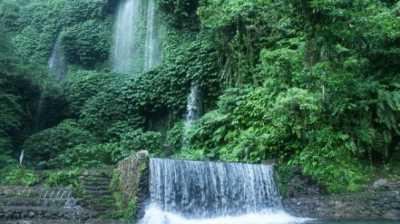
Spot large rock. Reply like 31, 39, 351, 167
373, 179, 390, 190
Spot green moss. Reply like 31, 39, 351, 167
109, 169, 137, 221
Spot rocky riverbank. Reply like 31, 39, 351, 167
281, 170, 400, 221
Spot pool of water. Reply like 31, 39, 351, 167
138, 205, 400, 224
2, 219, 398, 224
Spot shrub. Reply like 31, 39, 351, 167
0, 132, 14, 168
62, 19, 112, 68
158, 0, 200, 29
291, 127, 369, 193
51, 143, 120, 168
166, 121, 184, 150
64, 70, 116, 116
0, 94, 23, 133
23, 120, 98, 167
44, 168, 81, 188
79, 82, 146, 138
113, 129, 163, 161
0, 166, 39, 186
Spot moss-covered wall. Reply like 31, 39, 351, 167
112, 150, 149, 221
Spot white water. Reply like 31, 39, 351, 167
112, 0, 162, 74
112, 0, 141, 74
183, 85, 201, 145
184, 85, 201, 130
140, 205, 307, 224
144, 0, 161, 71
48, 35, 67, 81
140, 159, 308, 224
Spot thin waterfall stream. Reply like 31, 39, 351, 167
183, 85, 201, 146
140, 158, 308, 224
48, 35, 68, 81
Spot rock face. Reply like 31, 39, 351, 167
282, 174, 400, 220
284, 190, 400, 220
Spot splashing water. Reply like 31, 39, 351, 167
140, 158, 309, 224
140, 205, 306, 224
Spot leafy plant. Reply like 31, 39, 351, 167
23, 119, 98, 167
1, 166, 39, 186
45, 168, 81, 188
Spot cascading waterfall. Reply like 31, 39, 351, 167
183, 85, 201, 145
140, 158, 308, 224
112, 0, 140, 74
112, 0, 162, 74
144, 0, 161, 71
48, 35, 67, 81
184, 85, 201, 129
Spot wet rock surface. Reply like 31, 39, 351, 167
283, 177, 400, 220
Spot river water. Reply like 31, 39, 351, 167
138, 159, 399, 224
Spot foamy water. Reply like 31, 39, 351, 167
140, 204, 310, 224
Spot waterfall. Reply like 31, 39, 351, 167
144, 0, 161, 71
183, 85, 201, 146
184, 85, 201, 130
112, 0, 140, 74
48, 35, 67, 81
140, 158, 308, 224
112, 0, 162, 74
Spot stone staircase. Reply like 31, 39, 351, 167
79, 168, 115, 214
0, 168, 116, 223
0, 186, 91, 222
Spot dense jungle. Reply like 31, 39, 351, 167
0, 0, 399, 222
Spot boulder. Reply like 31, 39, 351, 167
372, 179, 390, 190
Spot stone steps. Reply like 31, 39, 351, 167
82, 185, 109, 191
79, 168, 115, 213
0, 206, 91, 220
0, 168, 116, 223
0, 197, 67, 207
0, 186, 88, 221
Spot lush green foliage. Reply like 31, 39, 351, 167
64, 70, 116, 116
1, 0, 399, 194
183, 0, 400, 192
79, 38, 221, 138
0, 166, 39, 186
23, 120, 98, 168
44, 168, 81, 188
62, 19, 112, 68
158, 0, 200, 29
9, 0, 113, 65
